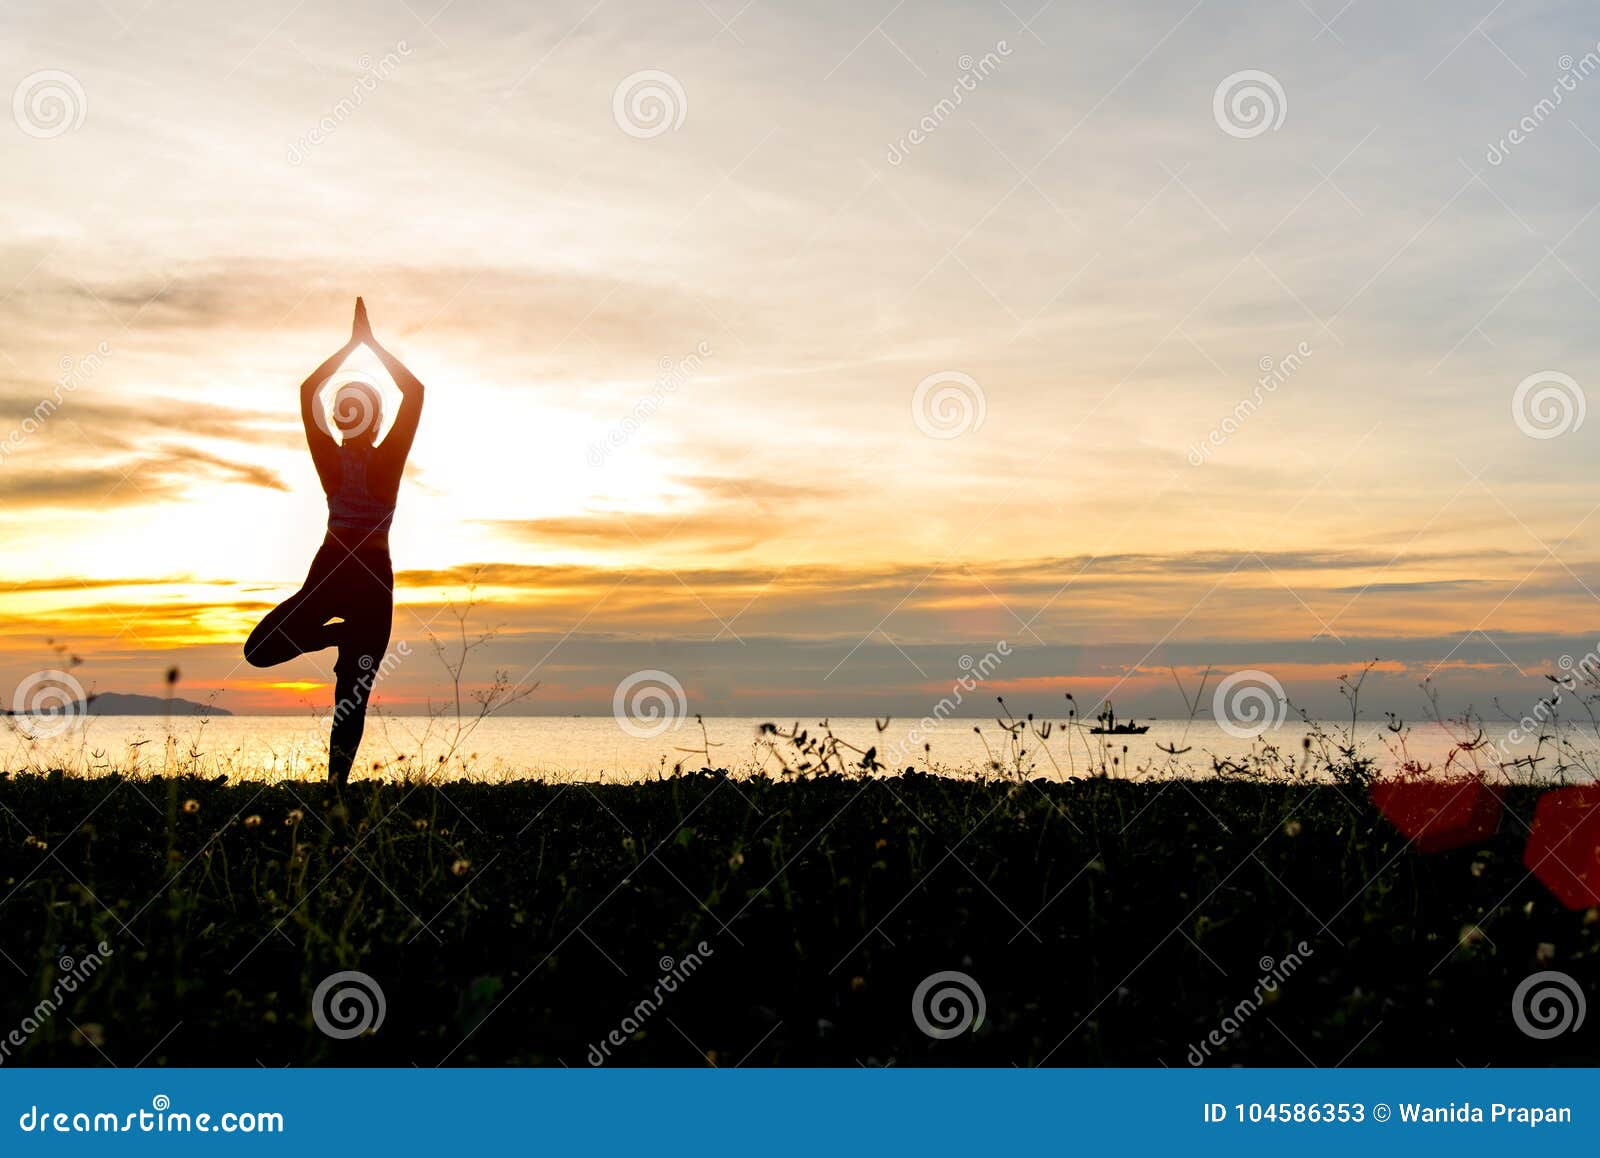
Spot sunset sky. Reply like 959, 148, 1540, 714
5, 0, 1600, 719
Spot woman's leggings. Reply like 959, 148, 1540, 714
244, 537, 395, 783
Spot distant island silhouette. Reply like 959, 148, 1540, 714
5, 692, 231, 717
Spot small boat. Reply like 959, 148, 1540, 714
1088, 704, 1150, 735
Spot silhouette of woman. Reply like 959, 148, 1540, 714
244, 298, 424, 783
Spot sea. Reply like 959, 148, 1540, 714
2, 714, 1587, 782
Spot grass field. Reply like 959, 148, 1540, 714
0, 770, 1592, 1067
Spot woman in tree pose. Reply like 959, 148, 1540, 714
245, 298, 424, 783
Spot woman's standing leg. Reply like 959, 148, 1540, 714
327, 554, 395, 784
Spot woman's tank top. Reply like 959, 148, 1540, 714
326, 443, 396, 543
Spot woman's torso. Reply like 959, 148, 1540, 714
324, 443, 398, 550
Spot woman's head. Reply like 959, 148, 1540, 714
330, 380, 382, 442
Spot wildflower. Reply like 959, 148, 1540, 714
74, 1023, 105, 1048
451, 858, 471, 876
1536, 941, 1556, 964
412, 818, 429, 832
1458, 924, 1486, 947
850, 975, 867, 993
1283, 819, 1302, 837
728, 850, 745, 869
244, 814, 262, 829
286, 809, 304, 826
182, 799, 199, 815
23, 834, 47, 852
1470, 861, 1485, 877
